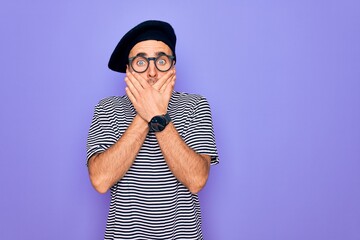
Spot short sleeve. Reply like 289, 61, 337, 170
183, 96, 219, 165
86, 103, 117, 165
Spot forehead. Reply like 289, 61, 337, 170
129, 40, 172, 57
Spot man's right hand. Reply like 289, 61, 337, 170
124, 67, 176, 122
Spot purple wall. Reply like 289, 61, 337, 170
1, 1, 359, 239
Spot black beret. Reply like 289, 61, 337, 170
108, 20, 177, 73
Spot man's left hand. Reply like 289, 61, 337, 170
124, 67, 176, 122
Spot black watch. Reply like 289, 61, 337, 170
148, 113, 171, 132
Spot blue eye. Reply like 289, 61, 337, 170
157, 59, 166, 66
137, 60, 146, 66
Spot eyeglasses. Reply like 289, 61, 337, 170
129, 54, 175, 73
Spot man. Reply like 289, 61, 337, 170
87, 20, 219, 239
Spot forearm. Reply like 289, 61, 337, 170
156, 123, 211, 194
88, 115, 148, 193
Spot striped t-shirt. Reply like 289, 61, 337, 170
87, 91, 219, 240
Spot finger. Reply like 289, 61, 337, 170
153, 68, 175, 91
125, 86, 137, 105
160, 72, 176, 93
161, 77, 175, 103
130, 70, 151, 89
159, 75, 172, 93
124, 76, 140, 99
126, 69, 146, 91
159, 68, 175, 88
163, 80, 175, 102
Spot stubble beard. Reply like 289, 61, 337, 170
148, 78, 158, 85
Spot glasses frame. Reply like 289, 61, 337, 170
128, 54, 175, 73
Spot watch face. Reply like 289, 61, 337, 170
150, 116, 166, 132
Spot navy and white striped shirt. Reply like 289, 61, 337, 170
87, 91, 219, 240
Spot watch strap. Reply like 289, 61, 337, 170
148, 113, 171, 132
163, 113, 171, 125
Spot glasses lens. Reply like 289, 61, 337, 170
131, 56, 148, 73
156, 55, 172, 72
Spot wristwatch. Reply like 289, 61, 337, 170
148, 113, 171, 132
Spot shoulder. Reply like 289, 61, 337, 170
97, 95, 127, 106
169, 92, 212, 120
96, 95, 130, 109
93, 95, 133, 116
171, 91, 209, 105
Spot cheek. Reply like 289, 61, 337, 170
138, 72, 148, 79
157, 72, 166, 79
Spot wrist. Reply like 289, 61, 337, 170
148, 113, 171, 132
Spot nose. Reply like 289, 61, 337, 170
147, 59, 158, 78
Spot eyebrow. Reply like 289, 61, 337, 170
135, 52, 147, 57
135, 51, 168, 57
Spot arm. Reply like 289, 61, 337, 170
126, 68, 211, 194
156, 123, 211, 194
88, 115, 148, 194
87, 67, 175, 194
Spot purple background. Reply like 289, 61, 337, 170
1, 0, 359, 239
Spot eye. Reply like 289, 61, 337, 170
157, 58, 167, 66
136, 59, 146, 66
